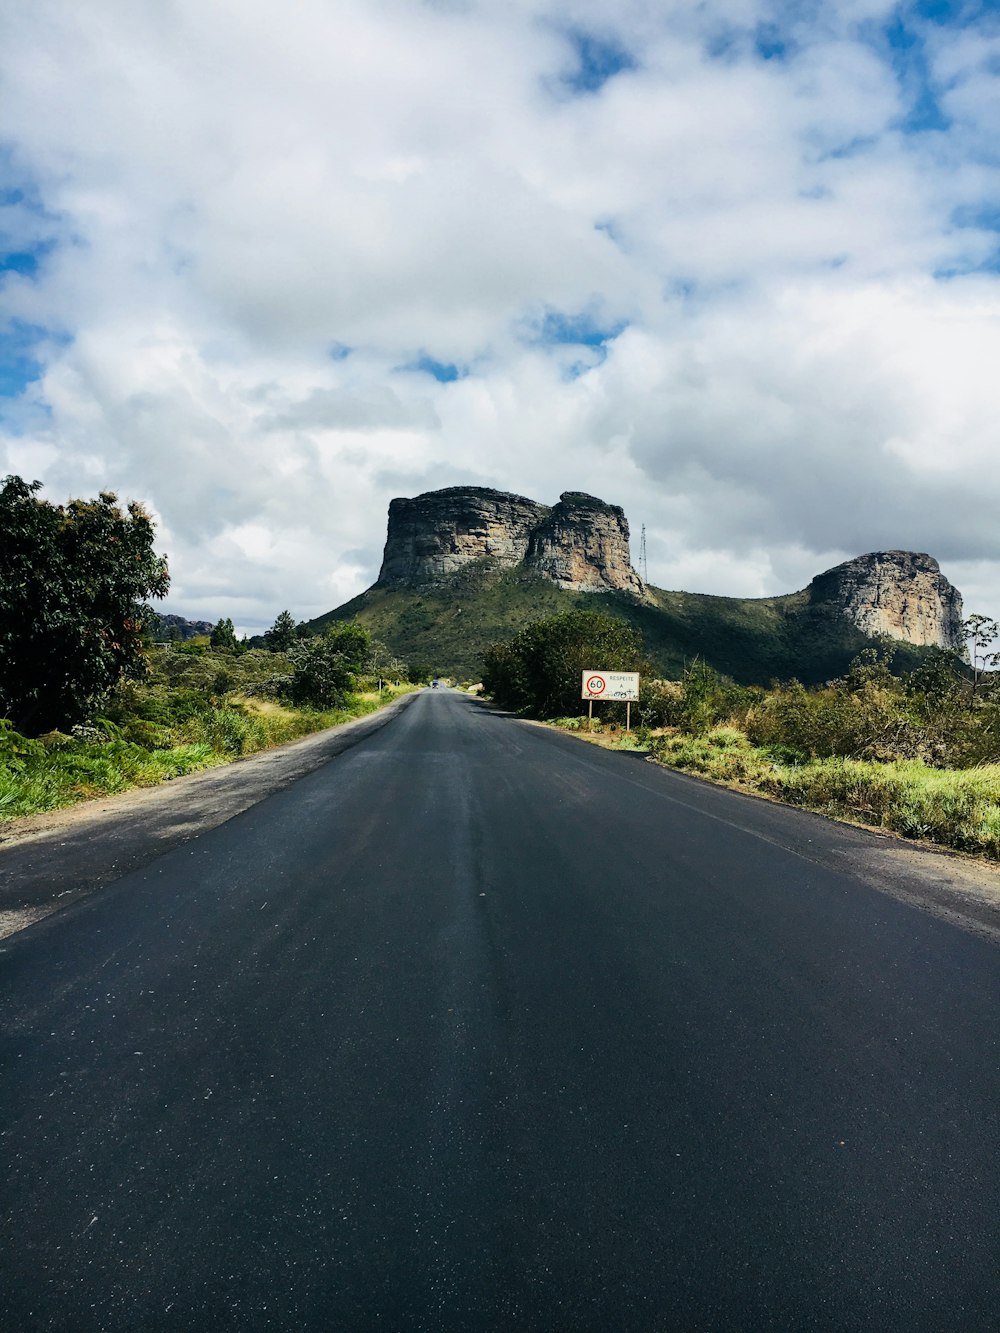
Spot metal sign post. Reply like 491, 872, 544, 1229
581, 671, 640, 731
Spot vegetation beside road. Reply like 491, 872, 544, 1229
485, 607, 1000, 861
0, 666, 415, 821
649, 730, 1000, 859
0, 473, 415, 821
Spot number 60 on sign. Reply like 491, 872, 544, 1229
581, 671, 640, 701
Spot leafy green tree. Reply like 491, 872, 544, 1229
210, 617, 238, 652
264, 609, 297, 652
482, 609, 643, 717
904, 647, 964, 718
0, 475, 169, 735
284, 622, 373, 708
321, 621, 372, 671
963, 615, 1000, 705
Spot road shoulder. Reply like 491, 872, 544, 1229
0, 690, 420, 939
520, 714, 1000, 944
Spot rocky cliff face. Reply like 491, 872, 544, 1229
809, 551, 965, 652
375, 485, 645, 596
376, 487, 551, 587
526, 492, 645, 596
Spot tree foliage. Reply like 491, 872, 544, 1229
963, 614, 1000, 704
482, 609, 644, 716
210, 617, 239, 651
283, 621, 374, 708
0, 475, 169, 735
264, 609, 298, 652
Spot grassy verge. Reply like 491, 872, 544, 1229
0, 686, 415, 822
547, 720, 1000, 860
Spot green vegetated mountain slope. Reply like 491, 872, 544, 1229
309, 559, 931, 684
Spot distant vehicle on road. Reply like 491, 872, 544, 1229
431, 679, 439, 689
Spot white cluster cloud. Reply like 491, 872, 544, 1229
1, 0, 998, 631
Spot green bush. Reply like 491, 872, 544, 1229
482, 609, 645, 717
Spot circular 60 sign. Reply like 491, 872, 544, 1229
581, 670, 640, 701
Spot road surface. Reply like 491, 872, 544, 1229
2, 689, 998, 1330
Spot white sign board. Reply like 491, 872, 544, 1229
581, 670, 640, 701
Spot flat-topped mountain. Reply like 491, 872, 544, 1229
376, 485, 645, 597
377, 487, 550, 587
314, 486, 967, 681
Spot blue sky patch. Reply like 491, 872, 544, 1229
0, 238, 55, 280
0, 250, 39, 277
399, 353, 467, 383
951, 203, 1000, 231
560, 29, 636, 95
754, 23, 795, 61
0, 322, 45, 397
934, 250, 1000, 276
520, 307, 628, 379
873, 10, 951, 132
328, 342, 352, 361
530, 308, 628, 348
936, 199, 1000, 273
912, 0, 990, 25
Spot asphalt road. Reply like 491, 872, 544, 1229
2, 689, 998, 1331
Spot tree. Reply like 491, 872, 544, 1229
963, 615, 1000, 705
482, 609, 644, 717
0, 475, 169, 735
210, 617, 238, 652
264, 609, 297, 652
284, 622, 373, 708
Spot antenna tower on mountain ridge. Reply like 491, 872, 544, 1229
639, 523, 648, 584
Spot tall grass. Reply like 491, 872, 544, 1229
0, 687, 413, 821
651, 727, 1000, 859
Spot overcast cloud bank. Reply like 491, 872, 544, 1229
1, 0, 998, 631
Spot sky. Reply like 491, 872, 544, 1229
2, 0, 999, 634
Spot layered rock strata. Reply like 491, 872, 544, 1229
375, 485, 645, 596
376, 487, 551, 587
809, 551, 964, 652
525, 492, 646, 596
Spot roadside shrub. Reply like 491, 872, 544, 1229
670, 662, 763, 736
636, 679, 683, 728
482, 609, 644, 717
744, 679, 915, 761
282, 622, 376, 709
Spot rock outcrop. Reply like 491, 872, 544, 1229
809, 551, 965, 652
376, 487, 551, 587
374, 490, 963, 652
526, 492, 645, 596
375, 485, 646, 597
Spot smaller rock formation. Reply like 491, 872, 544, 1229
152, 613, 215, 642
809, 551, 964, 652
376, 486, 551, 588
525, 492, 646, 597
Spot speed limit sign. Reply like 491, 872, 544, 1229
581, 671, 639, 701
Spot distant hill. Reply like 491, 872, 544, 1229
308, 486, 965, 683
309, 561, 932, 684
151, 612, 215, 642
